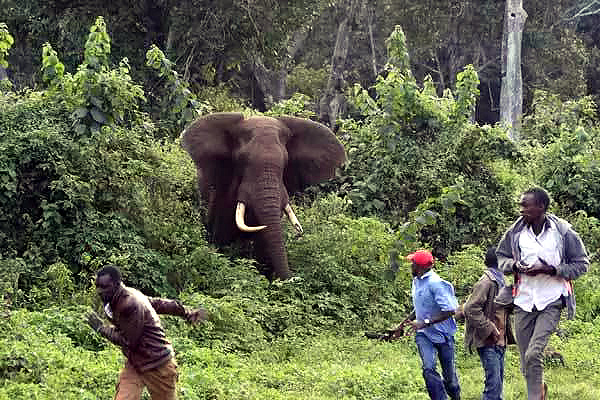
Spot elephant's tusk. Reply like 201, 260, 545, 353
285, 204, 303, 235
235, 202, 267, 232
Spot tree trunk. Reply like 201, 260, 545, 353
251, 57, 287, 108
165, 25, 175, 53
366, 4, 378, 79
319, 0, 361, 128
500, 0, 527, 141
251, 25, 312, 108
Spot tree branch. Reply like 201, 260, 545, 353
563, 0, 600, 21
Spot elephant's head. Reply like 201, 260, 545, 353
182, 112, 346, 280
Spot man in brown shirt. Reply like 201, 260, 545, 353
463, 247, 515, 400
86, 264, 207, 400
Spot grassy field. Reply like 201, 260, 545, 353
1, 308, 599, 400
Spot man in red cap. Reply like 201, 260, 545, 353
395, 249, 461, 400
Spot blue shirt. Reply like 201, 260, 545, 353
412, 270, 458, 343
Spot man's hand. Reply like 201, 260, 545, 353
86, 311, 103, 332
514, 260, 529, 273
489, 326, 500, 342
391, 320, 409, 338
409, 319, 427, 331
185, 308, 208, 324
524, 258, 557, 276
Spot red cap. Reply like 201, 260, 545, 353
407, 250, 434, 267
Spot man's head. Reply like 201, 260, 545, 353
95, 264, 122, 303
519, 187, 549, 225
407, 249, 434, 277
485, 246, 498, 269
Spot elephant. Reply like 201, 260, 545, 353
181, 112, 346, 281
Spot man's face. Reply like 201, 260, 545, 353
519, 193, 545, 225
96, 274, 118, 303
411, 261, 427, 277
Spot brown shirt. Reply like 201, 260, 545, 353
487, 307, 507, 347
463, 270, 515, 352
98, 284, 187, 371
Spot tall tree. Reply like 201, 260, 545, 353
319, 0, 361, 128
500, 0, 527, 140
365, 4, 379, 80
250, 10, 322, 107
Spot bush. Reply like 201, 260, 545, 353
286, 195, 409, 330
435, 244, 486, 300
333, 28, 521, 257
521, 92, 600, 219
0, 84, 208, 302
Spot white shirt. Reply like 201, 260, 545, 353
515, 219, 569, 312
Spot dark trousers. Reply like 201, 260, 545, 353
415, 332, 461, 400
477, 345, 505, 400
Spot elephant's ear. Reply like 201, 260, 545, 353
181, 112, 244, 165
277, 116, 346, 193
181, 113, 245, 242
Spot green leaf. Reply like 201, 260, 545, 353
74, 124, 88, 135
183, 107, 196, 122
44, 66, 56, 78
90, 96, 103, 109
372, 199, 386, 210
423, 210, 438, 224
90, 107, 107, 124
73, 108, 89, 118
415, 216, 427, 225
366, 183, 378, 193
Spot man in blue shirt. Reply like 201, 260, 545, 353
395, 249, 461, 400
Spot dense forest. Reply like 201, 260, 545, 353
2, 0, 600, 122
1, 1, 600, 399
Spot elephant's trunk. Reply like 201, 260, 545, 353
257, 220, 290, 281
242, 163, 291, 280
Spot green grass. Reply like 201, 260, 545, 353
1, 309, 599, 399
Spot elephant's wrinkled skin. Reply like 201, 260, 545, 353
182, 113, 346, 280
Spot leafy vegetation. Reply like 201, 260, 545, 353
338, 28, 521, 256
2, 308, 600, 399
0, 22, 13, 69
0, 15, 599, 400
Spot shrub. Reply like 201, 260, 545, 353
520, 92, 600, 218
0, 84, 208, 303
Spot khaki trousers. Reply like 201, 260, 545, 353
115, 358, 178, 400
514, 298, 563, 400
